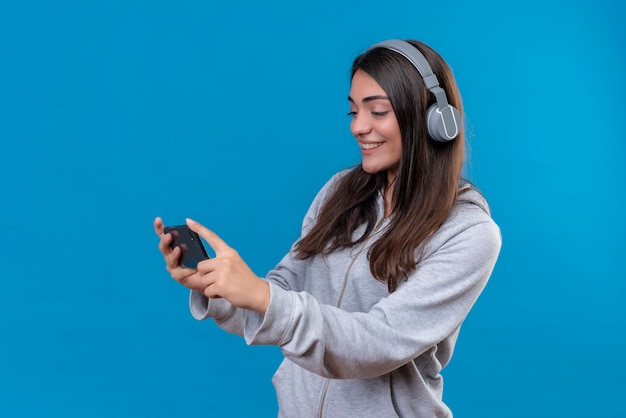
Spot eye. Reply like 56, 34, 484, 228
371, 111, 389, 117
347, 111, 357, 117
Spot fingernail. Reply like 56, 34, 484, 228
186, 218, 196, 225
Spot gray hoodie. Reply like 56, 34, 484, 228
190, 171, 502, 417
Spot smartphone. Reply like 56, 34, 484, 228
164, 225, 210, 268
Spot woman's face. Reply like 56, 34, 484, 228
348, 69, 402, 180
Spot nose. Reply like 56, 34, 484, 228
350, 112, 372, 137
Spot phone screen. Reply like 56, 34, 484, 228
163, 225, 210, 268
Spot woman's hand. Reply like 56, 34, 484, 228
154, 216, 206, 292
154, 217, 270, 315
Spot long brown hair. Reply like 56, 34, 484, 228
294, 40, 465, 292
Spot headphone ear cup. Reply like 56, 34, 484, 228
426, 104, 461, 142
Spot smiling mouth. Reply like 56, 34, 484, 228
361, 142, 383, 150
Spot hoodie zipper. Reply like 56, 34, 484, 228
317, 217, 386, 418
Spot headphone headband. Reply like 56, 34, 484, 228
368, 40, 461, 142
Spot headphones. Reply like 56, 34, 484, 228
369, 40, 461, 142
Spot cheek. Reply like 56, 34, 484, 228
382, 121, 402, 147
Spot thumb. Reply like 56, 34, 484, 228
186, 218, 230, 255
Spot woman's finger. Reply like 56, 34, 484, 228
186, 218, 231, 256
158, 232, 173, 255
196, 257, 220, 275
159, 233, 172, 255
172, 269, 204, 291
171, 267, 194, 283
154, 216, 165, 237
164, 245, 182, 270
203, 283, 218, 299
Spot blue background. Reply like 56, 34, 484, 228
1, 1, 624, 417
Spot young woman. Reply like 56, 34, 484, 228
154, 39, 501, 417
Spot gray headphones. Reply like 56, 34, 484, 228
369, 40, 461, 142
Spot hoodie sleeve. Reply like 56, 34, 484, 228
242, 214, 502, 379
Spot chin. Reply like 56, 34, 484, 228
361, 163, 383, 174
361, 161, 400, 180
362, 159, 395, 173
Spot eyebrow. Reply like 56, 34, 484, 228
347, 95, 390, 104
